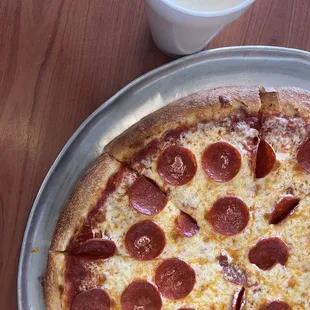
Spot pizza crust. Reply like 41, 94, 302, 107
50, 153, 121, 251
260, 86, 310, 117
44, 252, 66, 310
105, 86, 310, 163
105, 86, 262, 162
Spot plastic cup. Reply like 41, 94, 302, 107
145, 0, 256, 56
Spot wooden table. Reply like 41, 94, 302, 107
1, 0, 309, 308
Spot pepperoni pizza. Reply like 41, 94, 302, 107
45, 86, 310, 310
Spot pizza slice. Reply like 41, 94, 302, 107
105, 86, 262, 259
243, 86, 310, 276
242, 88, 310, 309
45, 252, 251, 310
256, 87, 310, 197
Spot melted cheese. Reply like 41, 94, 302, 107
130, 119, 258, 261
51, 114, 310, 309
245, 266, 309, 309
120, 116, 310, 309
92, 168, 227, 262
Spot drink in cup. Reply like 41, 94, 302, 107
145, 0, 255, 56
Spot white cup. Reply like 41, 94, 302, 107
145, 0, 256, 56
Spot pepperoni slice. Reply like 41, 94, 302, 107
255, 140, 276, 178
232, 287, 246, 310
157, 146, 197, 186
202, 142, 241, 183
121, 280, 162, 310
71, 288, 110, 310
155, 258, 196, 300
207, 197, 249, 236
219, 254, 248, 286
249, 238, 289, 270
175, 212, 199, 237
269, 196, 300, 225
297, 137, 310, 173
128, 176, 168, 216
125, 220, 165, 260
262, 301, 291, 310
71, 239, 116, 259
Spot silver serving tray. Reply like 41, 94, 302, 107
18, 46, 310, 310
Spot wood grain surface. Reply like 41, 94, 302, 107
0, 0, 309, 308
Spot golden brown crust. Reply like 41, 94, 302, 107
106, 86, 310, 162
50, 153, 121, 251
105, 86, 262, 162
44, 252, 66, 310
260, 86, 310, 117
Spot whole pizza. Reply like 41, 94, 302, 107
44, 86, 310, 310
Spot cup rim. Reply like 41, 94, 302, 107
159, 0, 255, 17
